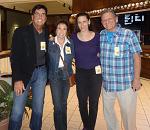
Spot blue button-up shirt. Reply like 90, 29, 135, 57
100, 25, 142, 92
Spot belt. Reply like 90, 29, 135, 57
35, 64, 45, 68
58, 67, 64, 71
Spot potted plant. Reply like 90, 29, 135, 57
0, 79, 32, 130
0, 79, 13, 130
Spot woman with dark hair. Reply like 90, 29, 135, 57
47, 20, 74, 130
71, 12, 102, 130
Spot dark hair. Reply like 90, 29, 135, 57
74, 12, 93, 33
56, 20, 69, 30
101, 9, 117, 18
32, 4, 48, 15
55, 20, 70, 36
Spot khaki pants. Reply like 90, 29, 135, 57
102, 87, 137, 130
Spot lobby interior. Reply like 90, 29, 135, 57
0, 0, 150, 130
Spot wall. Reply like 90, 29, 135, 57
7, 11, 31, 49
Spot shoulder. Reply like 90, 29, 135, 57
119, 27, 135, 37
48, 40, 55, 46
90, 32, 100, 42
20, 24, 32, 31
68, 38, 73, 44
70, 32, 77, 40
100, 29, 106, 35
66, 38, 74, 48
95, 32, 100, 37
47, 41, 59, 53
14, 24, 32, 35
68, 36, 75, 46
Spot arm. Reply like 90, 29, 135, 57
128, 30, 142, 91
11, 29, 25, 95
11, 29, 23, 81
132, 53, 141, 91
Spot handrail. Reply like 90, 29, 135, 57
0, 50, 11, 59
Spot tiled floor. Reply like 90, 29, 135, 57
19, 78, 150, 130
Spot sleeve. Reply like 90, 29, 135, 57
69, 35, 75, 59
71, 39, 75, 58
70, 32, 76, 41
96, 32, 100, 54
129, 30, 142, 54
10, 28, 23, 82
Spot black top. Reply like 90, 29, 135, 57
34, 27, 46, 66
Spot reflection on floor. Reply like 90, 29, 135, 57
20, 78, 150, 130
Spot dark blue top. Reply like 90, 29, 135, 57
47, 40, 74, 81
71, 32, 100, 69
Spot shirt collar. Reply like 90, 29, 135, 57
54, 36, 70, 46
104, 24, 121, 37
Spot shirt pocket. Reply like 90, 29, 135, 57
116, 44, 129, 58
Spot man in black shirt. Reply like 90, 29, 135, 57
9, 4, 48, 130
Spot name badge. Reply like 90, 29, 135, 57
40, 42, 46, 51
95, 65, 102, 74
114, 46, 120, 56
65, 46, 71, 54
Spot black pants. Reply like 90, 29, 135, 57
76, 67, 102, 130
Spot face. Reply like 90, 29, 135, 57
32, 8, 47, 28
56, 23, 67, 39
101, 12, 118, 32
77, 16, 90, 32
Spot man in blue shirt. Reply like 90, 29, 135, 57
100, 9, 142, 130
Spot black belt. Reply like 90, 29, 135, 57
35, 64, 45, 68
58, 67, 64, 71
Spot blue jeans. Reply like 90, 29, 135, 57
50, 70, 70, 130
8, 65, 47, 130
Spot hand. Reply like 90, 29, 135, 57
97, 53, 100, 58
14, 81, 25, 96
49, 34, 54, 41
132, 79, 141, 92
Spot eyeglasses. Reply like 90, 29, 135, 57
33, 12, 46, 18
101, 18, 114, 23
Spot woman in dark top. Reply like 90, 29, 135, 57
71, 12, 102, 130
